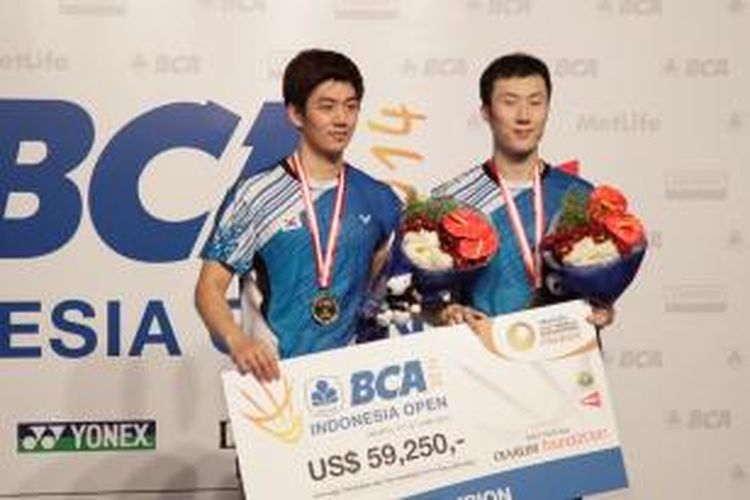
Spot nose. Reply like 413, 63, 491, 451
333, 104, 352, 125
516, 102, 531, 122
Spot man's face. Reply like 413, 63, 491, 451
482, 75, 549, 160
288, 79, 360, 160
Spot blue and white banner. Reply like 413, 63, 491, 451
223, 300, 628, 499
3, 2, 747, 498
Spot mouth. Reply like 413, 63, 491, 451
513, 129, 534, 140
330, 132, 350, 142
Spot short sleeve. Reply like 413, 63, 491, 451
200, 177, 261, 275
379, 185, 403, 243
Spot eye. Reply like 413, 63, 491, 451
317, 103, 335, 112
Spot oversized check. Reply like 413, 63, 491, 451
222, 300, 628, 499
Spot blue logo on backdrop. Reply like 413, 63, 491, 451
0, 99, 298, 359
0, 299, 180, 359
0, 99, 299, 261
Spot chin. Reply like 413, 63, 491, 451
505, 147, 536, 161
322, 148, 346, 161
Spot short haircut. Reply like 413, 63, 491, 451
282, 49, 364, 112
479, 53, 552, 106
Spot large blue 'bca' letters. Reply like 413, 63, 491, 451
90, 102, 240, 262
0, 100, 94, 257
1, 100, 298, 261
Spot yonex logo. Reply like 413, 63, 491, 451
17, 419, 156, 453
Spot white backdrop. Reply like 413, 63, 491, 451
1, 1, 748, 499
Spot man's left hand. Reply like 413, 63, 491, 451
587, 304, 615, 329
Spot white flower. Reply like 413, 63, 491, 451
562, 236, 620, 267
402, 230, 454, 271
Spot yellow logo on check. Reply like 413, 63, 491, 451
241, 377, 302, 443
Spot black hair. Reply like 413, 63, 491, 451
283, 49, 364, 112
479, 53, 552, 106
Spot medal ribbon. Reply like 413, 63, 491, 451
290, 152, 347, 289
492, 160, 545, 289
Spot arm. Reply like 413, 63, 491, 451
370, 240, 391, 279
194, 261, 279, 381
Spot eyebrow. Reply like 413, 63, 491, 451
313, 97, 360, 105
499, 91, 546, 99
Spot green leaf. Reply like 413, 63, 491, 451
557, 188, 590, 230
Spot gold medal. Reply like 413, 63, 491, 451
290, 152, 347, 326
311, 290, 339, 325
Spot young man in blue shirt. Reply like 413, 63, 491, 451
195, 49, 400, 382
432, 50, 614, 500
433, 53, 614, 330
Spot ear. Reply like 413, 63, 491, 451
480, 104, 491, 123
286, 104, 304, 129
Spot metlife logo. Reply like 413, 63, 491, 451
0, 50, 69, 72
17, 419, 156, 454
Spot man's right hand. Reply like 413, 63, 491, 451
439, 304, 499, 354
226, 334, 280, 382
439, 303, 487, 326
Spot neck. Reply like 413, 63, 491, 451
492, 149, 540, 183
298, 143, 343, 181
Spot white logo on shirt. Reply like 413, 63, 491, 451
358, 214, 372, 225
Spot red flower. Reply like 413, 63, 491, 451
440, 208, 498, 264
441, 208, 493, 240
602, 213, 645, 253
456, 231, 498, 260
588, 185, 627, 224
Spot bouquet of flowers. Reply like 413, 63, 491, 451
540, 185, 647, 305
364, 197, 499, 335
400, 196, 499, 277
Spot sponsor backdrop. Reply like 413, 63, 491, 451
0, 0, 747, 498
